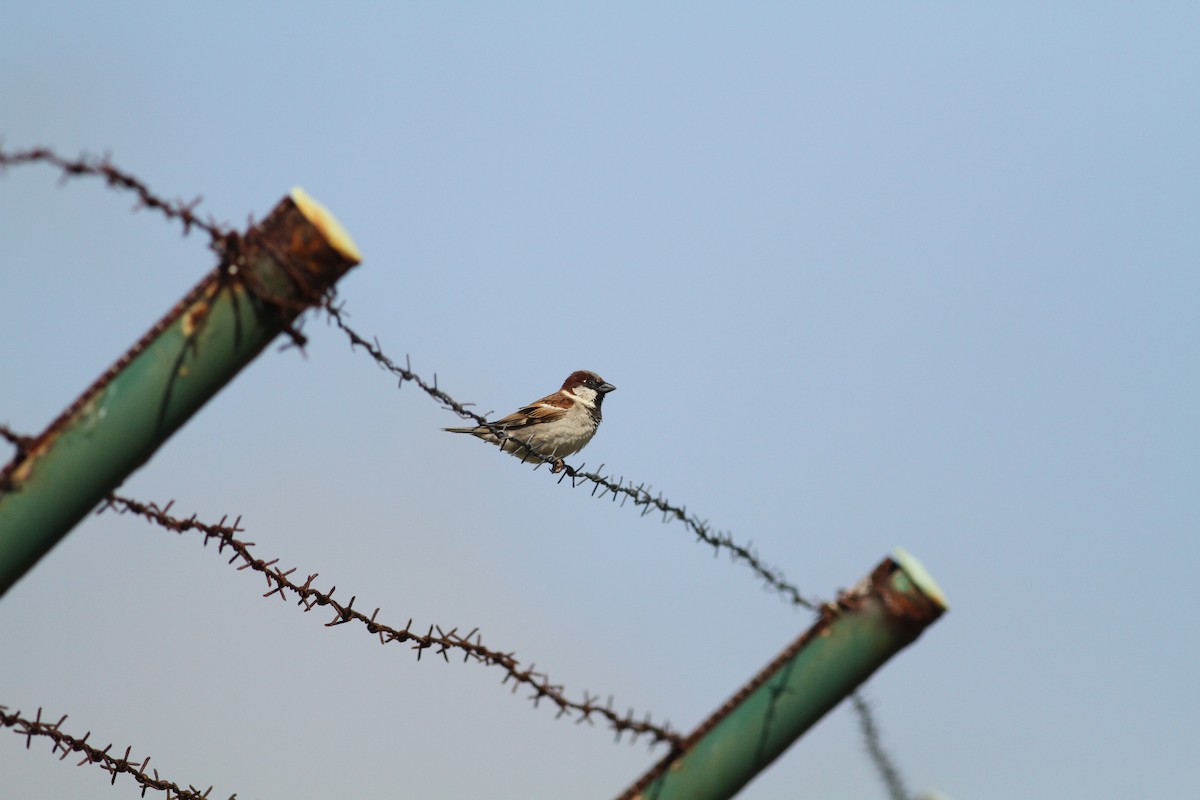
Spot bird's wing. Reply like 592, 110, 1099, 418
445, 390, 571, 434
492, 400, 569, 429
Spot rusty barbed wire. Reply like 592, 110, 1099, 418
99, 494, 682, 750
0, 705, 235, 800
323, 303, 823, 611
0, 145, 230, 243
851, 691, 911, 800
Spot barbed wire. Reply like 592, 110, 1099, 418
0, 144, 323, 351
323, 303, 824, 611
0, 705, 235, 800
98, 494, 682, 750
851, 691, 911, 800
0, 151, 922, 794
0, 145, 229, 243
0, 144, 821, 611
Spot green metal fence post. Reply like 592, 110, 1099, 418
617, 549, 948, 800
0, 188, 360, 597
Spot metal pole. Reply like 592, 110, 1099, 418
617, 549, 948, 800
0, 189, 361, 596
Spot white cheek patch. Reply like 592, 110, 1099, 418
570, 387, 598, 408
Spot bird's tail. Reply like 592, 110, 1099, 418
443, 426, 480, 434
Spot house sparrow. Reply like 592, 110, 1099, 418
445, 370, 616, 471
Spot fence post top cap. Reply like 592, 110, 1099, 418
892, 547, 949, 611
290, 186, 361, 265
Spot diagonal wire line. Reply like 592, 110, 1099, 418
322, 303, 823, 610
0, 145, 228, 242
100, 494, 682, 750
851, 691, 911, 800
0, 705, 234, 800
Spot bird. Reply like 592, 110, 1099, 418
444, 370, 616, 472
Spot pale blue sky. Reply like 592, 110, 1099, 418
3, 4, 1198, 798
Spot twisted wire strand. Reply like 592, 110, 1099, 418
100, 494, 682, 749
851, 692, 912, 800
0, 705, 234, 800
323, 303, 823, 611
0, 145, 228, 242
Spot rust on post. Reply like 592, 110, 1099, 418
618, 552, 946, 800
0, 189, 360, 596
0, 189, 358, 493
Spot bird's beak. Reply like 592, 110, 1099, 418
599, 382, 616, 393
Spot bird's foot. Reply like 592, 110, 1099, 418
551, 458, 565, 473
